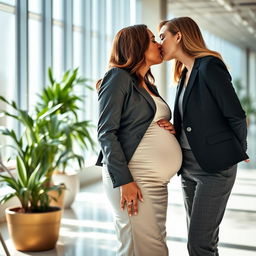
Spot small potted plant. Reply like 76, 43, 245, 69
0, 98, 64, 251
35, 68, 95, 208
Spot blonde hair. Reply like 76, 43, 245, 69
159, 17, 223, 82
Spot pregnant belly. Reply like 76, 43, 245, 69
128, 123, 182, 182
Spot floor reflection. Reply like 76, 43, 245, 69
1, 143, 256, 256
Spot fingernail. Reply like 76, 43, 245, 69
129, 214, 132, 217
141, 199, 144, 202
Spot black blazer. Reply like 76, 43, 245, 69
174, 56, 249, 174
96, 67, 170, 188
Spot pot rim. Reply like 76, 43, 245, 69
5, 206, 62, 215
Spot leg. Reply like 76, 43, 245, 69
181, 172, 196, 229
103, 166, 169, 256
130, 180, 169, 256
180, 149, 198, 229
187, 165, 237, 256
102, 167, 134, 256
103, 162, 170, 256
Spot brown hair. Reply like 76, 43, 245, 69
159, 17, 223, 82
96, 24, 155, 90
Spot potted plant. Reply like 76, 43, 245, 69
35, 68, 95, 208
0, 99, 64, 251
234, 79, 256, 126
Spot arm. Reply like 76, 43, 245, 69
98, 69, 134, 188
200, 57, 247, 151
98, 69, 144, 215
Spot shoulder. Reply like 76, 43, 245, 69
198, 55, 226, 71
198, 55, 230, 80
198, 56, 232, 86
104, 67, 133, 82
99, 67, 133, 94
198, 55, 224, 68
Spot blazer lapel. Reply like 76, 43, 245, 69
132, 80, 156, 112
182, 58, 200, 114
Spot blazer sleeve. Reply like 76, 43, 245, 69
97, 68, 134, 188
200, 57, 248, 151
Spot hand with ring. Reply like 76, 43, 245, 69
120, 182, 143, 216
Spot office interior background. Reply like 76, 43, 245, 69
0, 0, 255, 255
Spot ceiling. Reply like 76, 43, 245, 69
167, 0, 256, 51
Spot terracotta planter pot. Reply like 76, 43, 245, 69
5, 206, 62, 251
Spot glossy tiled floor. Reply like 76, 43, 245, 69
1, 125, 256, 256
1, 167, 256, 256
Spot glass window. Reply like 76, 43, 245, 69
73, 0, 83, 69
73, 30, 84, 121
105, 0, 113, 56
28, 17, 43, 110
0, 0, 15, 5
0, 10, 16, 162
52, 0, 64, 80
28, 0, 42, 14
73, 0, 82, 26
0, 0, 137, 165
53, 0, 63, 21
53, 25, 64, 81
73, 31, 82, 69
203, 30, 245, 81
91, 0, 100, 80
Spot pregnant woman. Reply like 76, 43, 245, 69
96, 24, 182, 256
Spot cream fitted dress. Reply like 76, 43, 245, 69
102, 95, 182, 256
129, 94, 182, 182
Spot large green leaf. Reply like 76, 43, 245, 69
27, 164, 41, 190
0, 192, 17, 205
0, 174, 19, 191
16, 156, 28, 187
48, 67, 55, 85
38, 103, 63, 119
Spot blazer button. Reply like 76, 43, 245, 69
186, 127, 192, 132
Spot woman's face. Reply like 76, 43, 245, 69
159, 25, 180, 61
144, 30, 163, 66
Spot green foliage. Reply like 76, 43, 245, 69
0, 159, 63, 212
234, 79, 256, 119
0, 103, 63, 212
0, 68, 94, 212
35, 68, 95, 173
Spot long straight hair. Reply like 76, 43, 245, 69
159, 17, 223, 82
96, 24, 155, 90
